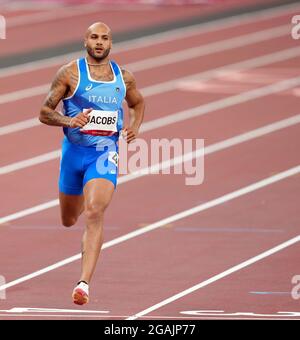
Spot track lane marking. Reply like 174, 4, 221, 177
1, 45, 300, 136
0, 23, 291, 105
6, 4, 117, 28
0, 152, 300, 292
2, 71, 300, 173
1, 113, 300, 224
127, 233, 300, 319
1, 2, 298, 78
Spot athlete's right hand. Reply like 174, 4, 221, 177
69, 108, 92, 128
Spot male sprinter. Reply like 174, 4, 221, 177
39, 22, 145, 305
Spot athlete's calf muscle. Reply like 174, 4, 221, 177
59, 192, 84, 227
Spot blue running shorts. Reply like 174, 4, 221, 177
59, 137, 118, 195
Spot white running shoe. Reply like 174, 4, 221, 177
72, 281, 89, 305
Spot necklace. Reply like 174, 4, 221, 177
87, 62, 109, 66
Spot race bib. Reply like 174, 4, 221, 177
80, 109, 118, 136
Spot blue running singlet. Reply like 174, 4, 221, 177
62, 58, 126, 147
59, 58, 126, 194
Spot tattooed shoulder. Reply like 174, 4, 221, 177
67, 61, 79, 92
54, 61, 78, 88
121, 68, 136, 91
43, 62, 73, 109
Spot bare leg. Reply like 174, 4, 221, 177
79, 178, 114, 283
59, 192, 84, 227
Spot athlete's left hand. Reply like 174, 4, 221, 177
122, 126, 138, 144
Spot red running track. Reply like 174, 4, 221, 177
0, 2, 300, 319
0, 0, 277, 56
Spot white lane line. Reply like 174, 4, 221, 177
1, 45, 300, 136
0, 118, 40, 136
125, 25, 289, 73
140, 46, 300, 97
0, 163, 299, 293
0, 199, 59, 225
142, 76, 300, 131
0, 307, 109, 314
1, 113, 300, 225
0, 2, 298, 78
0, 84, 49, 105
0, 314, 297, 320
0, 314, 112, 319
0, 150, 61, 175
0, 24, 290, 105
0, 315, 296, 320
7, 5, 105, 27
0, 311, 298, 319
1, 71, 300, 174
5, 311, 284, 319
126, 233, 300, 320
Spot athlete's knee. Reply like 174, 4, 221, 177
85, 201, 108, 222
61, 216, 77, 228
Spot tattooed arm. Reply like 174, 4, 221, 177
122, 69, 145, 143
39, 62, 89, 128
